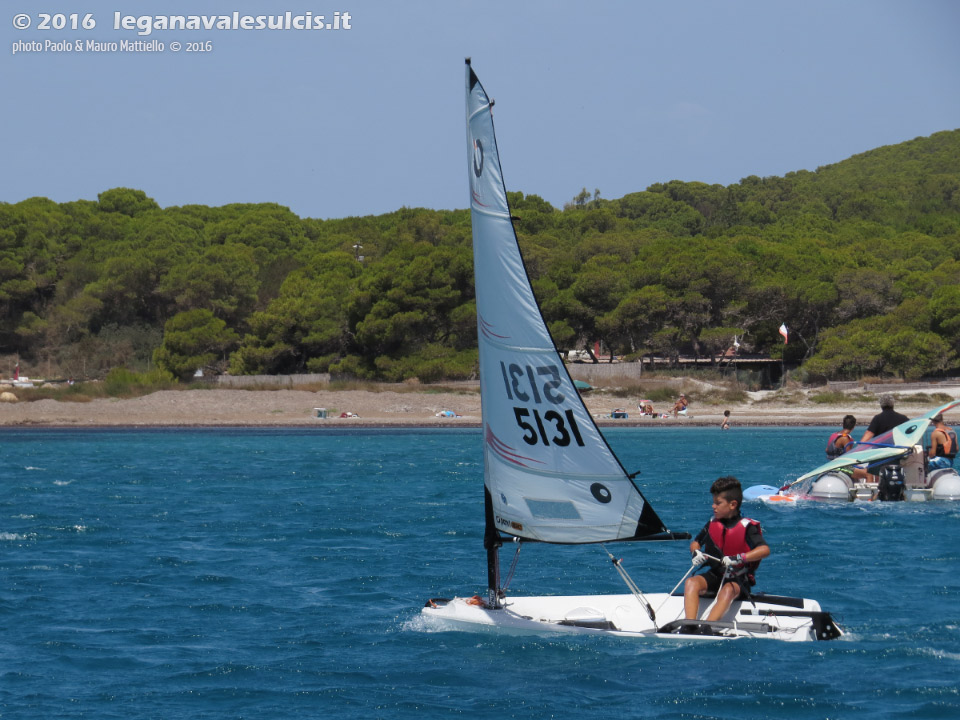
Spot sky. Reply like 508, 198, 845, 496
3, 0, 959, 220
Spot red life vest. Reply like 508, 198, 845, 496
825, 430, 851, 459
706, 517, 763, 576
933, 426, 957, 459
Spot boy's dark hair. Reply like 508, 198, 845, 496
710, 475, 742, 507
842, 414, 857, 431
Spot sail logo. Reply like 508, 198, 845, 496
470, 138, 488, 207
590, 483, 612, 504
496, 515, 523, 532
473, 139, 484, 177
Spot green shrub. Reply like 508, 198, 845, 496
103, 367, 176, 397
808, 390, 853, 405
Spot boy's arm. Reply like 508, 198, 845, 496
745, 524, 770, 563
742, 544, 770, 563
689, 522, 709, 556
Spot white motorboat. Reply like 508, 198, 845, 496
746, 400, 960, 504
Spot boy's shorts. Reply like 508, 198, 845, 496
698, 569, 752, 599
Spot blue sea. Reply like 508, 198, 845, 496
1, 426, 958, 719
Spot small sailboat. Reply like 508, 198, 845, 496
747, 400, 960, 503
421, 60, 841, 642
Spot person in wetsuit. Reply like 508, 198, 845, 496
683, 476, 770, 624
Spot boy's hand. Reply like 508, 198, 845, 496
691, 550, 707, 567
722, 554, 745, 568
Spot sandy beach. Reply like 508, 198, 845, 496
1, 384, 958, 428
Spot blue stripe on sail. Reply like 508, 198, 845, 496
525, 499, 582, 521
470, 205, 511, 219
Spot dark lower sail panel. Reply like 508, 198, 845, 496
633, 494, 689, 540
483, 488, 502, 604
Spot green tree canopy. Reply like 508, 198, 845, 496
153, 309, 239, 380
2, 129, 959, 383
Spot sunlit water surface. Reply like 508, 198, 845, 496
1, 426, 958, 718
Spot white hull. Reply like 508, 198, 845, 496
423, 592, 841, 642
754, 467, 960, 504
757, 405, 960, 504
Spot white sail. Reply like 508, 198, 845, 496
466, 61, 666, 544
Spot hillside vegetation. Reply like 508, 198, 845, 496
2, 129, 959, 383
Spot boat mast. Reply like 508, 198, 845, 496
483, 488, 503, 608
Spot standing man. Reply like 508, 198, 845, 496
860, 394, 909, 443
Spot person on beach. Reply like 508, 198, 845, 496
860, 394, 908, 443
684, 476, 770, 626
928, 413, 957, 469
672, 393, 688, 418
720, 410, 731, 430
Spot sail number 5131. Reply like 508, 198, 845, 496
500, 361, 585, 447
500, 361, 565, 404
513, 407, 585, 447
